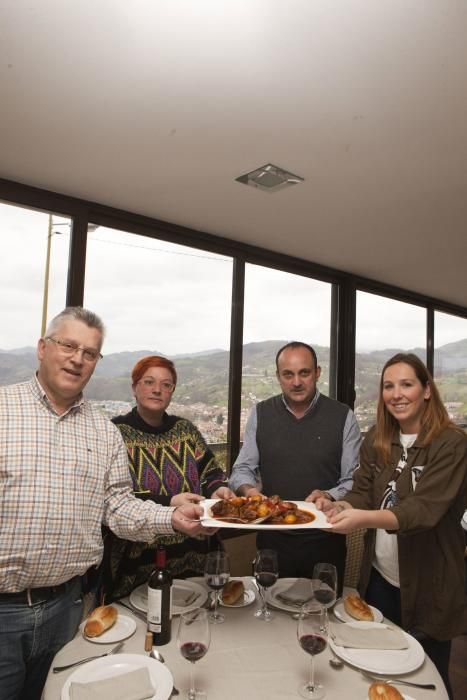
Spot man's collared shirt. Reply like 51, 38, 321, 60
229, 389, 361, 499
280, 388, 320, 417
0, 376, 175, 592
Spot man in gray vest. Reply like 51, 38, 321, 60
229, 341, 361, 592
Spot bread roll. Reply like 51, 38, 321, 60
84, 605, 118, 637
344, 594, 374, 621
221, 580, 245, 605
368, 682, 404, 700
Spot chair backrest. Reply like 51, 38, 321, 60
343, 528, 366, 589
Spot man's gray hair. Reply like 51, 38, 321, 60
45, 307, 106, 340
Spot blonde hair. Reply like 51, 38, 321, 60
374, 353, 463, 464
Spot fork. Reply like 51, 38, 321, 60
52, 640, 124, 672
211, 515, 271, 524
361, 671, 436, 690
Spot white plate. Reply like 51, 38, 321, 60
61, 653, 173, 700
220, 589, 256, 608
130, 579, 207, 615
363, 696, 415, 700
266, 578, 314, 613
334, 599, 383, 624
201, 499, 331, 530
219, 578, 257, 608
330, 630, 425, 674
80, 614, 137, 644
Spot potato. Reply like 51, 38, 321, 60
283, 513, 297, 524
257, 503, 270, 517
249, 494, 263, 503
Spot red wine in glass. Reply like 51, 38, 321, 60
204, 551, 230, 624
312, 563, 337, 610
313, 589, 335, 607
180, 641, 208, 662
206, 573, 229, 591
299, 633, 327, 656
255, 572, 278, 589
177, 608, 210, 700
253, 549, 278, 621
297, 606, 328, 699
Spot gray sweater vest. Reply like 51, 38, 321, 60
256, 394, 348, 500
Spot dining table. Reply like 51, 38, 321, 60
43, 578, 447, 700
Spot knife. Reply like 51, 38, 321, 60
116, 599, 148, 622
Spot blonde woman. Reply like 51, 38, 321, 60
317, 353, 466, 698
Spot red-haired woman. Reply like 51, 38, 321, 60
317, 353, 466, 697
101, 355, 233, 601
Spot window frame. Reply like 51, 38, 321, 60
1, 176, 466, 467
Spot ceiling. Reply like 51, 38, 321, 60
1, 1, 466, 309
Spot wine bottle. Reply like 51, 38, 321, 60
147, 545, 172, 645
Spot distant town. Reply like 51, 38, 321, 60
1, 338, 466, 448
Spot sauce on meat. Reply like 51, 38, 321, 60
210, 495, 315, 525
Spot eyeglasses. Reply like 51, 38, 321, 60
45, 337, 103, 362
139, 378, 175, 392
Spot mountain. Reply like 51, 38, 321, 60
1, 340, 466, 424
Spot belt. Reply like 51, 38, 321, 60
0, 577, 79, 605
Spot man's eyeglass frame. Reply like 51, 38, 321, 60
45, 337, 103, 362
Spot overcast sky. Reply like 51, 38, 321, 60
1, 202, 466, 355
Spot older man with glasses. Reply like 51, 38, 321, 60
0, 306, 211, 700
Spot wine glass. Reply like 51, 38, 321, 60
204, 550, 230, 624
253, 549, 278, 621
177, 607, 210, 700
297, 604, 328, 699
312, 563, 337, 610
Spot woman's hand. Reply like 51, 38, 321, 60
170, 493, 205, 507
327, 507, 367, 534
328, 506, 398, 534
211, 486, 236, 499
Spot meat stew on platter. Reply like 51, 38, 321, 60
210, 494, 315, 525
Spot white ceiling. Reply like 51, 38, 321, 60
1, 1, 466, 308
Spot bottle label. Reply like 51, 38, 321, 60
147, 587, 173, 633
147, 588, 163, 632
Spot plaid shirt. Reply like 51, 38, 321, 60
0, 376, 175, 591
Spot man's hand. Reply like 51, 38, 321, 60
211, 486, 236, 499
306, 490, 334, 511
170, 493, 205, 507
237, 484, 262, 498
171, 503, 218, 537
311, 496, 335, 513
306, 489, 333, 502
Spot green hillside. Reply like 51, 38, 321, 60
1, 340, 466, 431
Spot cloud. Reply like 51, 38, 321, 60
1, 203, 465, 355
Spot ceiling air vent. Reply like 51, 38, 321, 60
235, 163, 304, 193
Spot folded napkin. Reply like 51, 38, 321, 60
69, 667, 154, 700
173, 586, 199, 607
275, 578, 313, 606
330, 622, 408, 650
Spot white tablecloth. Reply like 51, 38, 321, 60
43, 578, 447, 700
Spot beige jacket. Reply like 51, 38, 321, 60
346, 425, 467, 640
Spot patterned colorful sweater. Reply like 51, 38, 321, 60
101, 408, 227, 601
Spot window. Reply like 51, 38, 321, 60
241, 264, 332, 438
83, 226, 233, 459
434, 311, 467, 427
0, 202, 69, 384
355, 291, 426, 431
